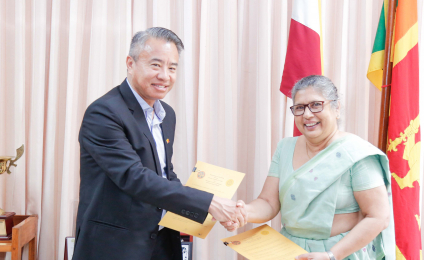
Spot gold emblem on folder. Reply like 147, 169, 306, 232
226, 179, 234, 187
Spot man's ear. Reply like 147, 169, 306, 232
126, 56, 134, 73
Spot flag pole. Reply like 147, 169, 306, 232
378, 0, 397, 153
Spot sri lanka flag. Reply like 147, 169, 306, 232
368, 1, 421, 259
367, 0, 389, 90
280, 0, 323, 136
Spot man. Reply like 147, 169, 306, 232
73, 28, 245, 260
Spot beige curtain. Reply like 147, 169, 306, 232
0, 0, 423, 259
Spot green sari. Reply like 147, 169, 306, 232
268, 135, 395, 260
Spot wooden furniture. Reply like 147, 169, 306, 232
0, 212, 16, 240
0, 214, 38, 260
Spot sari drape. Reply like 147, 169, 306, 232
270, 135, 395, 260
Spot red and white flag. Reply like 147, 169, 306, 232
280, 0, 323, 136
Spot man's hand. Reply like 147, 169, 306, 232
209, 196, 247, 228
296, 252, 331, 260
216, 200, 247, 232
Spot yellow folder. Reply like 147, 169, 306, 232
159, 161, 245, 239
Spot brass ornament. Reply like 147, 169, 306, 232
0, 159, 9, 174
0, 145, 24, 175
0, 145, 23, 235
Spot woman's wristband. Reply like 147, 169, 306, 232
326, 251, 336, 260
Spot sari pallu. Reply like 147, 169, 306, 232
276, 135, 395, 260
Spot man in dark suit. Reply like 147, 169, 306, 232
73, 27, 245, 260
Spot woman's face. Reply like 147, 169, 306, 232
293, 87, 339, 142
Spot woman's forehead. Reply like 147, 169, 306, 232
293, 87, 325, 103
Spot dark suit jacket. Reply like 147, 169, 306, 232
73, 79, 213, 260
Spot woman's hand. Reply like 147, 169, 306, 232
219, 220, 238, 232
218, 200, 247, 232
209, 196, 247, 226
296, 252, 331, 260
219, 176, 281, 231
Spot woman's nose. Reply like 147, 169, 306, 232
303, 106, 314, 118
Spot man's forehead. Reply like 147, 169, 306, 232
144, 38, 178, 52
143, 41, 175, 52
139, 39, 179, 61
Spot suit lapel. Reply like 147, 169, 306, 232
119, 79, 162, 176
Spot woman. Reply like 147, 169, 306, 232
224, 75, 395, 260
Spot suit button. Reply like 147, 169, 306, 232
186, 211, 190, 216
182, 209, 186, 214
150, 233, 157, 240
190, 212, 194, 217
194, 213, 199, 219
157, 207, 162, 210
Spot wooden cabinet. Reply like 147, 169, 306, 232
0, 215, 38, 260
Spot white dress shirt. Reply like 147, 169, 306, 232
127, 78, 168, 230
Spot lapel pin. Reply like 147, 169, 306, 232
166, 139, 170, 144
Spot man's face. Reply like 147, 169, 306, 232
126, 37, 179, 106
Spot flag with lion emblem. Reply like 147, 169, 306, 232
367, 0, 421, 259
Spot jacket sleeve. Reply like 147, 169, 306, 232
80, 101, 213, 223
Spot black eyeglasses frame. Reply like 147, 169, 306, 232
290, 100, 337, 116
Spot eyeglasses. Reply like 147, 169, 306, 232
290, 100, 337, 116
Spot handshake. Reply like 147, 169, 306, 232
208, 195, 248, 232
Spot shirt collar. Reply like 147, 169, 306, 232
126, 78, 166, 121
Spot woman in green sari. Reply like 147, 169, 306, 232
223, 75, 395, 260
